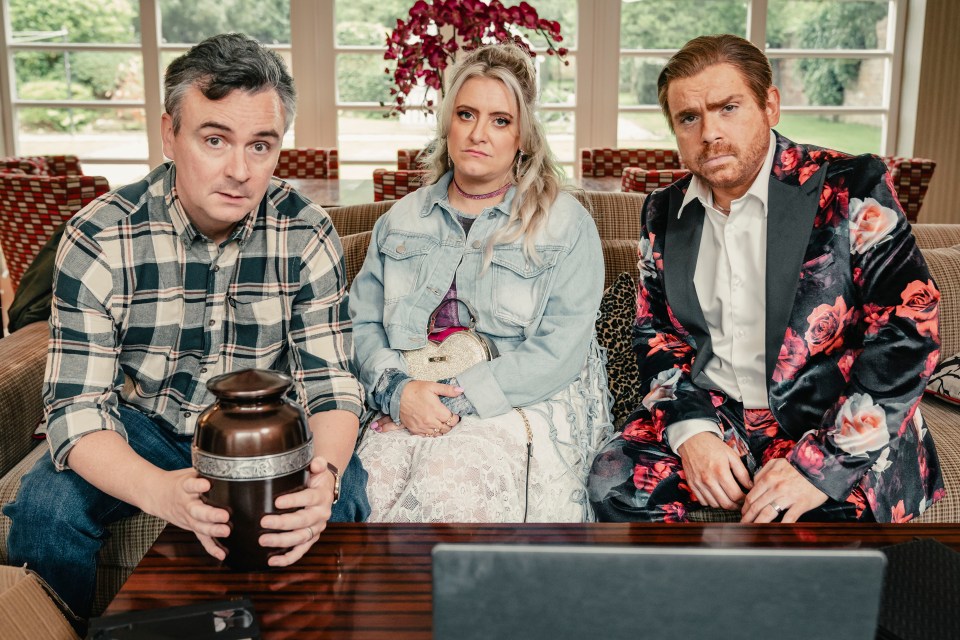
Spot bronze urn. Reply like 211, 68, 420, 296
192, 368, 313, 570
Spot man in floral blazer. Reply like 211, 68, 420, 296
588, 34, 944, 523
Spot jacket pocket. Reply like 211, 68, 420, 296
379, 231, 438, 303
490, 245, 563, 325
227, 292, 286, 366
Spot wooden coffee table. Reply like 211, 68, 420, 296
105, 522, 960, 639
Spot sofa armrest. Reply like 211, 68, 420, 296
0, 321, 49, 478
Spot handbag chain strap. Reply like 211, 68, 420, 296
514, 407, 534, 523
426, 297, 482, 333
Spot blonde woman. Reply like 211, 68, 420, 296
349, 43, 610, 522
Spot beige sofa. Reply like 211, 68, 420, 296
1, 191, 957, 615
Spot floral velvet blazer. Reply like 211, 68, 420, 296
633, 131, 944, 522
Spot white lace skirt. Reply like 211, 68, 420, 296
357, 342, 612, 523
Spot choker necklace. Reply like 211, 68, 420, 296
453, 178, 511, 200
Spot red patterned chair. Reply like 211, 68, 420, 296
373, 168, 427, 202
274, 148, 339, 179
0, 174, 109, 292
882, 156, 936, 223
621, 167, 691, 195
397, 148, 428, 170
581, 148, 685, 177
0, 155, 83, 176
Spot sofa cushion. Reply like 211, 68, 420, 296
601, 239, 640, 291
927, 352, 960, 405
596, 272, 641, 429
919, 244, 960, 363
342, 231, 372, 289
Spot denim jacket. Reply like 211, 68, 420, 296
348, 171, 604, 418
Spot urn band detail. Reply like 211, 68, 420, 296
192, 439, 314, 480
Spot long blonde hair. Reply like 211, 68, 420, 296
421, 43, 564, 264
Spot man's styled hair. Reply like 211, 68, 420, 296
657, 34, 773, 131
164, 32, 297, 133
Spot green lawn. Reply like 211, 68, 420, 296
776, 114, 881, 155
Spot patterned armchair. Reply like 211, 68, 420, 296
621, 167, 691, 195
0, 174, 109, 291
0, 155, 84, 176
581, 147, 685, 177
373, 168, 427, 201
397, 148, 428, 170
882, 156, 936, 222
274, 148, 339, 179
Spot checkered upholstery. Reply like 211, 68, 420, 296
0, 174, 109, 291
882, 156, 936, 223
0, 155, 84, 176
621, 167, 691, 194
274, 148, 339, 179
373, 168, 427, 201
581, 148, 685, 177
397, 148, 427, 170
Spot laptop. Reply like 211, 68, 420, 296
432, 544, 886, 640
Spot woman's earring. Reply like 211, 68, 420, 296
515, 151, 525, 178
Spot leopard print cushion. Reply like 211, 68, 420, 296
596, 272, 641, 429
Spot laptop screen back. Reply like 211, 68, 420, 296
432, 544, 885, 640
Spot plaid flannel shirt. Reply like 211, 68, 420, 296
43, 163, 363, 469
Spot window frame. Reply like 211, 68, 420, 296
0, 0, 911, 184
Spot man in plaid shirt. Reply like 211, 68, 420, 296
4, 33, 368, 620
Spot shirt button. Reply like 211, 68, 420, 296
200, 367, 208, 374
472, 240, 482, 249
183, 411, 192, 418
736, 330, 746, 339
397, 245, 406, 254
208, 319, 215, 327
212, 265, 220, 272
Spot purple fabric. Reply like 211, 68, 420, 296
433, 213, 477, 330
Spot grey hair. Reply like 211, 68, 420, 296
164, 32, 297, 134
421, 43, 564, 266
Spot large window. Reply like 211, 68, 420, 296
0, 0, 909, 186
616, 0, 903, 155
3, 0, 147, 184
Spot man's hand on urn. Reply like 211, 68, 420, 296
258, 455, 337, 566
147, 468, 231, 561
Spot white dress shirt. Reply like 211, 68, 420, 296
666, 131, 777, 454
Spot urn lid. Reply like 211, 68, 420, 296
196, 368, 309, 459
207, 368, 293, 401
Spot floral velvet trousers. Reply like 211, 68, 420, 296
587, 394, 872, 523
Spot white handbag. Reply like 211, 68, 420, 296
402, 298, 498, 381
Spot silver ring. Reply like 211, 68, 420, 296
444, 414, 455, 426
768, 502, 784, 514
432, 427, 441, 436
306, 525, 315, 540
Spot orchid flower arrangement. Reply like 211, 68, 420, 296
383, 0, 568, 114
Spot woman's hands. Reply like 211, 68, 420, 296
380, 380, 463, 437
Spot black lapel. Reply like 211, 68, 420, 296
764, 164, 828, 388
662, 189, 713, 380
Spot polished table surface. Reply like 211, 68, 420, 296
104, 522, 960, 638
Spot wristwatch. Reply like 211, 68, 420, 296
327, 461, 341, 505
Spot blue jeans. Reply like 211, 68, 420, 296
3, 405, 370, 619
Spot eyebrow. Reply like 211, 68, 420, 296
198, 121, 281, 140
455, 104, 515, 118
673, 94, 743, 121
